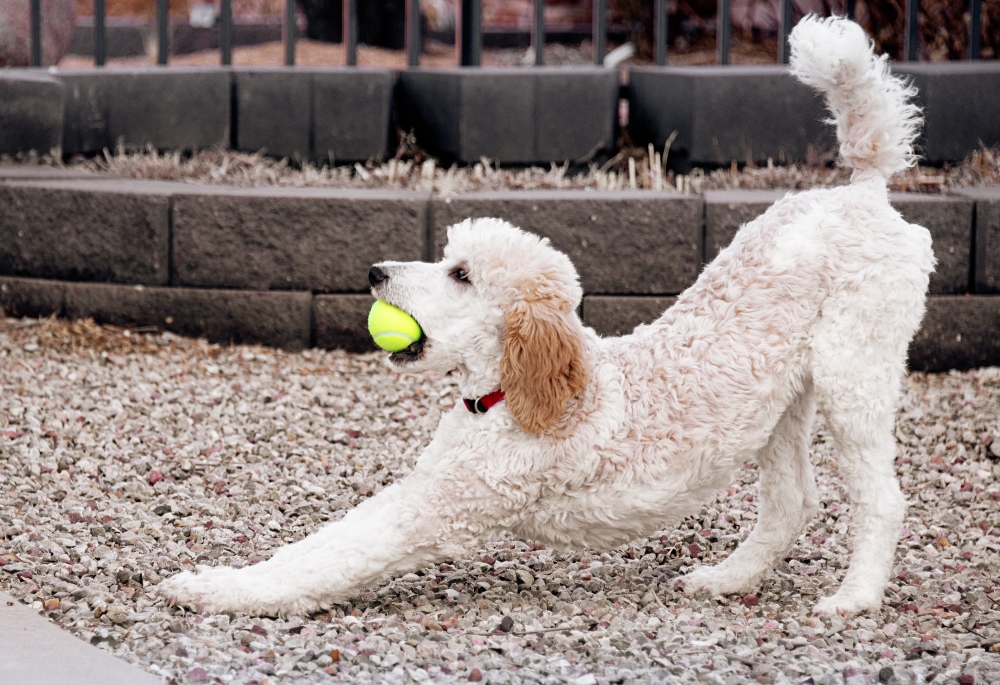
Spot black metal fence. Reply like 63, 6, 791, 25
26, 0, 991, 68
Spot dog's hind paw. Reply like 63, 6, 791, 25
679, 565, 756, 597
812, 590, 882, 617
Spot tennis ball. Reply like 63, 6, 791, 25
368, 300, 423, 353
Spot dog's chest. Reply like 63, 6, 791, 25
508, 428, 740, 550
513, 466, 731, 550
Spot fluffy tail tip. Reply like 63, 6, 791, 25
789, 15, 922, 179
789, 15, 873, 87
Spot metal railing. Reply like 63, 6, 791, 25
27, 0, 991, 68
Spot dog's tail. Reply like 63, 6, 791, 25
789, 15, 921, 180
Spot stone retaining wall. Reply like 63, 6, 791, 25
3, 63, 999, 165
1, 166, 997, 370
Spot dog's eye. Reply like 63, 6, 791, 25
451, 267, 470, 283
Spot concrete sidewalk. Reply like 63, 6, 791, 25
0, 591, 162, 685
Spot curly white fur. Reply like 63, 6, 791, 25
162, 16, 935, 619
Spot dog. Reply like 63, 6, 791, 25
162, 15, 934, 618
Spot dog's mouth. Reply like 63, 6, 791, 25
389, 334, 426, 364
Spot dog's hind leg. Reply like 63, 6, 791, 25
681, 380, 819, 596
810, 300, 913, 616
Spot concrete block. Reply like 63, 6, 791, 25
314, 294, 378, 353
312, 69, 395, 163
431, 191, 703, 295
64, 282, 312, 350
460, 71, 536, 162
397, 70, 461, 159
951, 186, 1000, 294
894, 62, 1000, 164
0, 72, 64, 155
628, 66, 836, 167
909, 296, 1000, 371
891, 193, 973, 295
582, 295, 677, 337
172, 187, 430, 292
704, 189, 788, 259
171, 21, 283, 54
69, 18, 147, 58
534, 70, 620, 163
70, 18, 284, 58
398, 68, 618, 164
235, 68, 395, 162
399, 69, 532, 163
58, 68, 230, 153
0, 180, 171, 285
234, 69, 311, 160
0, 276, 65, 319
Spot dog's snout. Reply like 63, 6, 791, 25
368, 266, 389, 287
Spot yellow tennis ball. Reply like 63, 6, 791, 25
368, 300, 423, 353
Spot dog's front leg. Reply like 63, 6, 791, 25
160, 471, 486, 617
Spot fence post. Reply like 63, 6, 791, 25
593, 0, 607, 65
284, 0, 296, 65
459, 0, 482, 66
968, 0, 981, 60
777, 0, 792, 64
904, 0, 919, 61
94, 0, 106, 66
344, 0, 358, 65
220, 0, 233, 65
533, 0, 545, 65
30, 0, 41, 66
716, 0, 730, 65
156, 0, 169, 65
406, 0, 420, 66
653, 0, 666, 65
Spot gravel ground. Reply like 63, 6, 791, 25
1, 316, 999, 685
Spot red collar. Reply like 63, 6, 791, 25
463, 389, 505, 415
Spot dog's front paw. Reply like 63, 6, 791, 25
160, 565, 327, 617
159, 571, 203, 610
679, 565, 756, 597
159, 567, 234, 613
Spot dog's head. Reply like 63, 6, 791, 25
370, 218, 589, 434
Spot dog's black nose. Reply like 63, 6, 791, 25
368, 266, 389, 287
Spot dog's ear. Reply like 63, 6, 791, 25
501, 297, 588, 434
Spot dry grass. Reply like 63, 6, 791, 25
1, 317, 171, 357
47, 143, 1000, 196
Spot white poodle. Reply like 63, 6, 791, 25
163, 16, 934, 618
